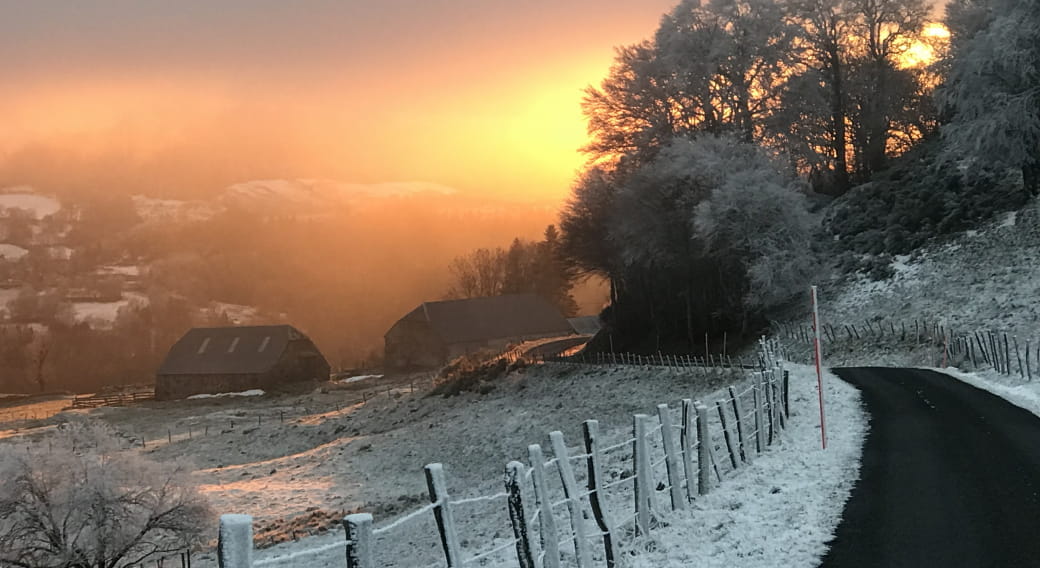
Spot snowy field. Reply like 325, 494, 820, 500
0, 359, 865, 567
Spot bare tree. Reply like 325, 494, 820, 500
0, 422, 211, 568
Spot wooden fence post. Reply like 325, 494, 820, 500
549, 431, 593, 567
1014, 336, 1024, 378
504, 462, 536, 568
527, 444, 560, 568
581, 421, 619, 567
753, 380, 766, 453
679, 400, 697, 502
424, 463, 463, 567
715, 401, 739, 470
695, 403, 713, 494
1027, 340, 1032, 381
217, 514, 253, 568
783, 370, 790, 419
656, 405, 685, 511
633, 414, 653, 535
1004, 333, 1011, 376
728, 387, 749, 464
344, 513, 373, 568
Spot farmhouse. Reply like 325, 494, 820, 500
156, 324, 330, 400
384, 294, 574, 369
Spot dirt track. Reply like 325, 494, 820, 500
824, 368, 1040, 567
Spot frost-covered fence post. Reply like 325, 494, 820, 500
680, 399, 697, 501
715, 401, 739, 469
581, 420, 619, 566
633, 414, 653, 535
424, 463, 463, 567
753, 379, 766, 453
344, 513, 373, 568
695, 404, 712, 494
656, 405, 685, 511
782, 370, 790, 419
549, 431, 592, 568
1026, 340, 1032, 380
1014, 336, 1024, 378
770, 369, 781, 437
504, 462, 535, 568
527, 444, 560, 568
217, 514, 253, 568
1004, 333, 1011, 376
728, 387, 748, 464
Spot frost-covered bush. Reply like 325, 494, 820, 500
827, 138, 1027, 259
0, 421, 211, 568
691, 146, 818, 309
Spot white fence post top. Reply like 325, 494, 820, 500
345, 513, 373, 523
220, 514, 253, 526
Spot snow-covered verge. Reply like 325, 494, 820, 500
631, 365, 864, 568
934, 367, 1040, 419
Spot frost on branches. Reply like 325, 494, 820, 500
0, 422, 211, 568
940, 0, 1040, 194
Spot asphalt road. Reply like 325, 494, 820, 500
822, 368, 1040, 568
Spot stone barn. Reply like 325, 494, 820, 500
384, 294, 574, 369
156, 324, 330, 400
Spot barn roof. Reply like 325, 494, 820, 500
401, 294, 573, 345
157, 325, 307, 376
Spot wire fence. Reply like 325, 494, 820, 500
215, 339, 791, 568
776, 315, 1038, 381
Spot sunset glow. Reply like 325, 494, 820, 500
898, 22, 951, 69
0, 1, 676, 203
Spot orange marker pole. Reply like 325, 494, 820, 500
811, 285, 827, 450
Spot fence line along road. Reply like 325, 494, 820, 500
216, 339, 791, 568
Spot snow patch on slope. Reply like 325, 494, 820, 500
0, 244, 29, 260
0, 189, 61, 219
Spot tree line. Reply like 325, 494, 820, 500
551, 0, 1040, 352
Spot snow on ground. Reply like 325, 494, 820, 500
334, 374, 382, 384
935, 366, 1040, 419
70, 292, 148, 328
132, 195, 218, 222
0, 189, 61, 219
98, 359, 854, 568
823, 201, 1040, 335
188, 390, 265, 399
97, 264, 141, 277
209, 302, 261, 325
0, 243, 28, 260
631, 365, 864, 568
0, 287, 20, 314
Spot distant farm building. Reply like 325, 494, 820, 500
156, 325, 330, 400
384, 294, 574, 369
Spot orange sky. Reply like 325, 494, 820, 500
0, 1, 677, 203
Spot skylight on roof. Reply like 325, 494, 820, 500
258, 336, 271, 352
228, 337, 240, 353
197, 337, 211, 354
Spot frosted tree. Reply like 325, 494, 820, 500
939, 0, 1040, 194
608, 135, 818, 338
0, 422, 211, 568
692, 145, 818, 309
